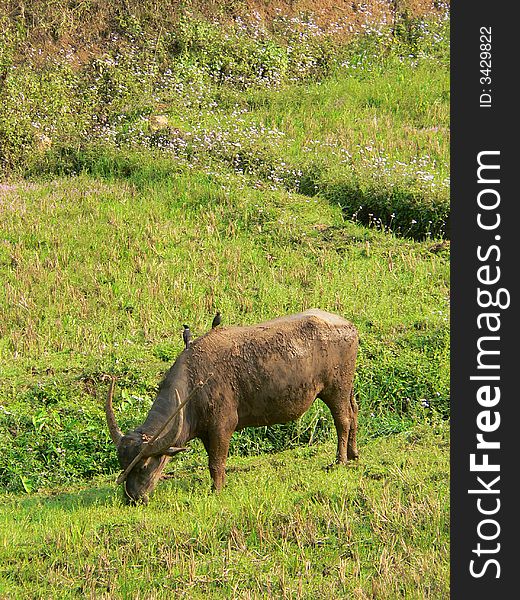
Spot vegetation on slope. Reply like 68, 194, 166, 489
1, 0, 450, 237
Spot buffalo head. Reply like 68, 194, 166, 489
105, 379, 186, 504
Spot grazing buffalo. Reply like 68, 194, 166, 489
106, 309, 359, 504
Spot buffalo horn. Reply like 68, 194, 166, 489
171, 388, 185, 445
116, 376, 214, 485
105, 377, 123, 447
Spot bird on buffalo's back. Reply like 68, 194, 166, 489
182, 325, 192, 349
211, 311, 221, 328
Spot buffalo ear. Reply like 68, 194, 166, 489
163, 447, 189, 457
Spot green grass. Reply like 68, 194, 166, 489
0, 162, 449, 363
149, 57, 450, 238
0, 422, 449, 599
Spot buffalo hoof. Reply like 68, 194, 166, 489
323, 462, 339, 472
123, 491, 149, 506
323, 458, 359, 472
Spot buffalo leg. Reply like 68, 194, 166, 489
321, 386, 358, 464
347, 390, 359, 460
332, 413, 351, 464
203, 428, 233, 492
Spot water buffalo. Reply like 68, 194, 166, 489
106, 309, 359, 504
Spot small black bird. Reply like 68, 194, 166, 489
211, 311, 222, 329
182, 324, 192, 349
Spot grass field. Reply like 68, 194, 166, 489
0, 423, 449, 599
1, 2, 450, 597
